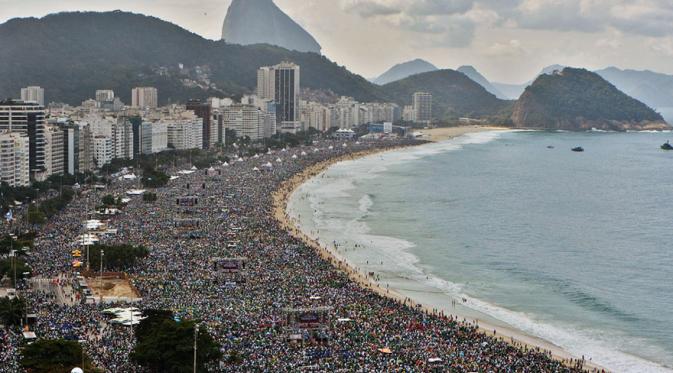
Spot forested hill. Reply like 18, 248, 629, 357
511, 68, 669, 131
383, 70, 513, 121
0, 11, 381, 105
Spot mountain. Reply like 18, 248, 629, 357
596, 67, 673, 109
221, 0, 321, 54
383, 70, 513, 121
373, 59, 438, 85
456, 66, 506, 99
0, 11, 377, 105
512, 68, 669, 131
492, 65, 568, 100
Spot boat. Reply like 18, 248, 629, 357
547, 146, 555, 149
571, 147, 584, 152
661, 141, 673, 150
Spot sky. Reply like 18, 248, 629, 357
1, 0, 673, 83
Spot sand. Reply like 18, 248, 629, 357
87, 277, 140, 300
272, 126, 606, 372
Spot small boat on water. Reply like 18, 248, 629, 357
661, 141, 673, 150
547, 146, 555, 149
572, 147, 584, 152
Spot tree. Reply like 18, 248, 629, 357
26, 204, 46, 225
21, 339, 98, 373
0, 296, 25, 326
87, 244, 149, 271
132, 311, 222, 373
143, 192, 158, 203
0, 257, 32, 286
101, 194, 116, 207
142, 168, 170, 189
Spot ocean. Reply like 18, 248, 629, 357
288, 131, 673, 373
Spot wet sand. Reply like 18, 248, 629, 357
272, 128, 605, 372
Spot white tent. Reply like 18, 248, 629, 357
301, 151, 307, 156
253, 167, 260, 172
126, 189, 146, 196
276, 158, 282, 163
328, 146, 334, 150
254, 154, 260, 158
291, 154, 298, 159
263, 162, 273, 168
223, 162, 229, 167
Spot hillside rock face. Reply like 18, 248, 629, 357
222, 0, 321, 54
511, 68, 670, 131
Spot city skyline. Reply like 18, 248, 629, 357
0, 0, 672, 83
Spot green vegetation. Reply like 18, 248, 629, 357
26, 189, 75, 225
512, 68, 666, 130
0, 173, 98, 214
131, 310, 222, 372
21, 339, 99, 373
143, 192, 158, 202
0, 257, 31, 286
0, 296, 26, 326
87, 244, 149, 272
0, 233, 34, 256
142, 168, 170, 189
100, 194, 125, 208
0, 11, 383, 106
382, 69, 513, 123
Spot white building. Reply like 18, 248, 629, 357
95, 90, 115, 103
20, 86, 45, 106
93, 136, 112, 167
0, 100, 47, 179
223, 104, 269, 141
300, 101, 330, 132
0, 132, 30, 187
44, 125, 64, 176
141, 122, 168, 154
167, 118, 203, 150
131, 87, 158, 109
112, 118, 134, 160
412, 92, 432, 124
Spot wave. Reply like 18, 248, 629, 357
288, 131, 673, 373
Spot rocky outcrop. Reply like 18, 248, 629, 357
221, 0, 321, 54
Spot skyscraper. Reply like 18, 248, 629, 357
0, 132, 30, 187
131, 87, 158, 109
186, 99, 213, 149
412, 92, 432, 124
0, 100, 47, 179
20, 86, 45, 106
257, 62, 300, 132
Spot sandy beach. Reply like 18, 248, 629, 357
272, 126, 606, 372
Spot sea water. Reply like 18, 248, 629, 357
288, 131, 673, 373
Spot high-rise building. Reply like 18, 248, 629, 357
257, 62, 300, 131
0, 100, 47, 179
131, 87, 158, 109
167, 118, 204, 151
141, 122, 168, 154
186, 100, 213, 149
0, 132, 30, 187
93, 136, 112, 167
44, 125, 65, 176
112, 118, 134, 160
412, 92, 432, 124
95, 90, 115, 103
20, 86, 45, 106
77, 123, 94, 173
223, 104, 268, 141
257, 67, 275, 100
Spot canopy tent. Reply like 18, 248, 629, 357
126, 189, 146, 196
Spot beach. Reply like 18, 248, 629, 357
274, 127, 606, 371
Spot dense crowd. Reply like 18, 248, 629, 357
1, 138, 599, 372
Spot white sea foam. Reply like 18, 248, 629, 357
287, 131, 673, 373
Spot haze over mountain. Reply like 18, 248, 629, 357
0, 11, 372, 105
373, 59, 438, 85
221, 0, 321, 54
492, 65, 568, 100
456, 66, 506, 99
383, 70, 512, 121
512, 68, 668, 131
595, 67, 673, 110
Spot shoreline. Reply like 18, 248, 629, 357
272, 127, 606, 372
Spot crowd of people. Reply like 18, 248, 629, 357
0, 137, 600, 372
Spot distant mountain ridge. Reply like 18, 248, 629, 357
373, 59, 438, 85
512, 68, 668, 131
595, 67, 673, 110
383, 69, 512, 121
456, 66, 507, 99
222, 0, 321, 54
